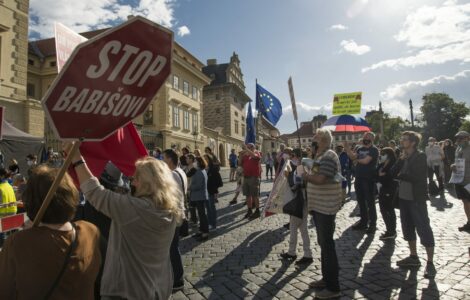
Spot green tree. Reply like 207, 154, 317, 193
460, 120, 470, 133
365, 111, 406, 144
420, 93, 469, 141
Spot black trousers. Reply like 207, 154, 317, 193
170, 226, 184, 286
312, 211, 340, 292
378, 190, 396, 233
266, 166, 273, 178
355, 178, 377, 226
427, 165, 443, 189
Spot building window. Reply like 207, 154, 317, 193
27, 83, 35, 98
235, 120, 239, 134
215, 94, 220, 100
49, 61, 56, 67
183, 110, 190, 130
172, 105, 180, 127
28, 59, 34, 66
183, 81, 189, 95
241, 124, 245, 137
216, 108, 221, 113
192, 112, 198, 132
144, 104, 153, 125
242, 116, 245, 121
235, 111, 238, 117
173, 75, 179, 90
192, 86, 198, 100
302, 139, 306, 143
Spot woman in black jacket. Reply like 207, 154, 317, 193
204, 154, 222, 230
377, 147, 398, 240
395, 131, 436, 279
443, 139, 455, 184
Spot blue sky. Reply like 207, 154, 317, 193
29, 0, 470, 133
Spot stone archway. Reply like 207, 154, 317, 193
219, 143, 226, 167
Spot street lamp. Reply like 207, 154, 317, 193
192, 130, 198, 149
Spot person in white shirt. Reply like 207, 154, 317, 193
163, 149, 188, 292
425, 137, 444, 193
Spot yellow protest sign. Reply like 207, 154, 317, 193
332, 92, 362, 115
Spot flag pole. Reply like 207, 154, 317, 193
255, 79, 262, 197
255, 79, 258, 146
287, 76, 302, 149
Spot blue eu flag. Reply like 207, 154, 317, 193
256, 83, 283, 126
245, 102, 256, 144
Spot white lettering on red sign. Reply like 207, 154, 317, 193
86, 40, 167, 87
52, 86, 146, 117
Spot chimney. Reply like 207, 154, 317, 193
207, 59, 217, 66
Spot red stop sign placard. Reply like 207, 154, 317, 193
42, 16, 173, 140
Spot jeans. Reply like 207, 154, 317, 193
312, 211, 340, 292
170, 226, 184, 286
206, 194, 217, 228
192, 200, 209, 233
378, 190, 396, 233
399, 200, 435, 247
355, 178, 377, 227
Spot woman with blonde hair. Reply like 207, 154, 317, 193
67, 142, 183, 300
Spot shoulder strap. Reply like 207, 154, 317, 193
173, 170, 186, 196
44, 223, 78, 300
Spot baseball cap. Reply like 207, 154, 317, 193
455, 131, 470, 138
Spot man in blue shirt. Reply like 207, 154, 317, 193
229, 149, 238, 181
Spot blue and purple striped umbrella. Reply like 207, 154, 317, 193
321, 115, 371, 132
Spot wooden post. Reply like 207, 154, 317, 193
33, 141, 82, 226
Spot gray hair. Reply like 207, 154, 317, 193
315, 128, 333, 146
364, 132, 375, 140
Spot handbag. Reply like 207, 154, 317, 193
43, 223, 77, 300
283, 189, 304, 219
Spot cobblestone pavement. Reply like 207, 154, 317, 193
174, 170, 470, 300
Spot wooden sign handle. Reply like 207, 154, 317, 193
32, 141, 82, 227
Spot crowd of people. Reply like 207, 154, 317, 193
0, 128, 468, 299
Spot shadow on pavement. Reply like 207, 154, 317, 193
336, 226, 374, 297
397, 268, 418, 299
358, 241, 403, 298
192, 227, 288, 299
429, 193, 453, 211
253, 259, 304, 298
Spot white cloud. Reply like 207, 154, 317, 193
395, 2, 470, 48
329, 24, 348, 31
29, 0, 175, 39
177, 25, 190, 37
381, 70, 470, 100
364, 1, 470, 72
380, 70, 470, 118
362, 41, 470, 72
340, 39, 371, 55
